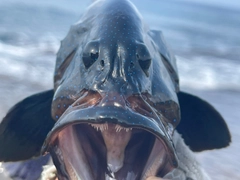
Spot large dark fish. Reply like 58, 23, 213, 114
0, 0, 231, 179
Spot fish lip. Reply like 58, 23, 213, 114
42, 105, 178, 168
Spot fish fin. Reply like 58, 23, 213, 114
0, 90, 55, 161
176, 91, 231, 152
2, 155, 51, 180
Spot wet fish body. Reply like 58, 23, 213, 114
0, 0, 231, 180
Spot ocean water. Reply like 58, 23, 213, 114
0, 0, 239, 179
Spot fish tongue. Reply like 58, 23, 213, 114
101, 124, 131, 173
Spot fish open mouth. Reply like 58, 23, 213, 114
42, 91, 178, 180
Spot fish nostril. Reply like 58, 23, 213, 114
136, 54, 139, 59
130, 62, 135, 69
100, 59, 105, 68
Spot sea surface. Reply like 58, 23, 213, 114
0, 0, 239, 179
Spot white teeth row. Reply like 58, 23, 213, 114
90, 123, 108, 131
89, 123, 132, 132
115, 125, 132, 132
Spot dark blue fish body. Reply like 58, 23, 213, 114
0, 0, 231, 180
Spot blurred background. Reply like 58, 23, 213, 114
0, 0, 239, 179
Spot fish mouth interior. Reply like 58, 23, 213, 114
48, 122, 175, 180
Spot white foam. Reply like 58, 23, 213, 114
0, 163, 3, 174
0, 35, 59, 88
177, 56, 240, 90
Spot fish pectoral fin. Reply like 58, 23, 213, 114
0, 90, 55, 161
176, 91, 231, 152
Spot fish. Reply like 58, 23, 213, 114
0, 0, 231, 179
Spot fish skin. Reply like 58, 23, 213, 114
0, 0, 231, 180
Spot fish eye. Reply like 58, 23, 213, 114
138, 58, 151, 76
82, 41, 100, 69
136, 44, 152, 77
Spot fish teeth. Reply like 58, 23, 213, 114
90, 123, 108, 132
89, 123, 132, 132
115, 125, 122, 132
115, 125, 132, 132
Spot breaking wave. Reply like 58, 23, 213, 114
177, 56, 240, 90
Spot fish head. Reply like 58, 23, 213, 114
43, 0, 181, 179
